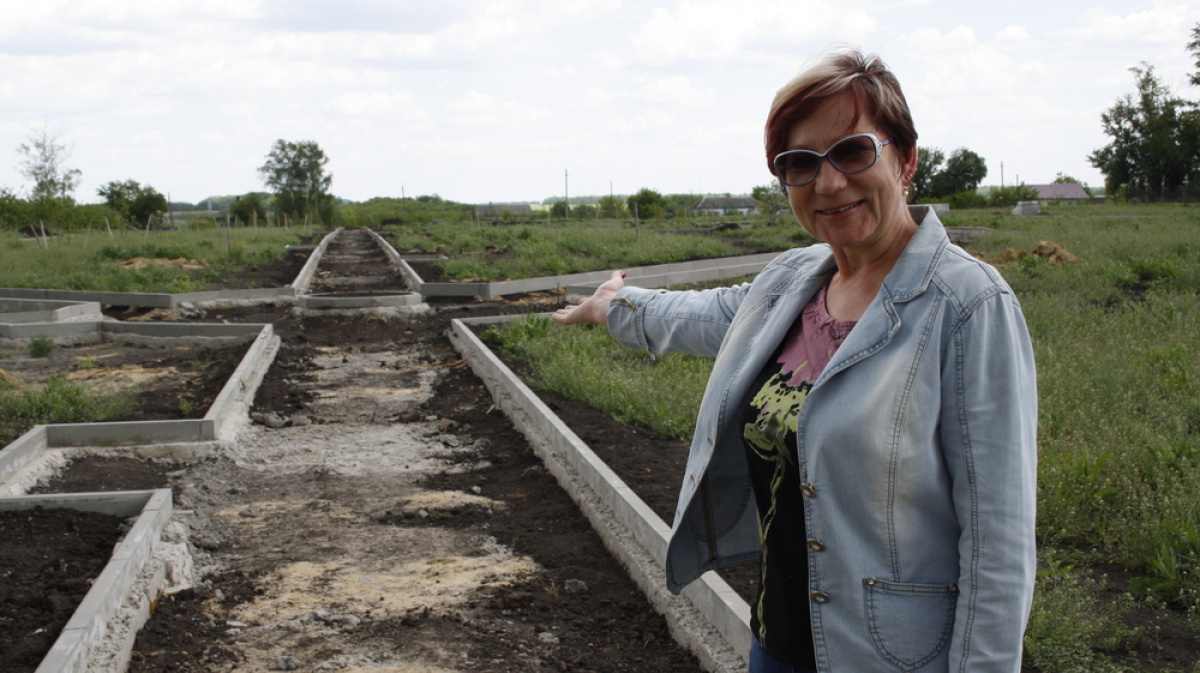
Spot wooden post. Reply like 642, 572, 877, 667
105, 217, 114, 239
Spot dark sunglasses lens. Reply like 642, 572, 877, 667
777, 152, 821, 185
828, 136, 878, 173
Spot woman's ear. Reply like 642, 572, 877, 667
901, 144, 918, 181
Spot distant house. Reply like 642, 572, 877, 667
693, 196, 758, 216
1028, 183, 1091, 202
474, 204, 534, 221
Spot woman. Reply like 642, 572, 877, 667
553, 49, 1036, 673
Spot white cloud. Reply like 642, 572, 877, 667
994, 25, 1031, 42
1057, 2, 1192, 44
444, 91, 553, 128
632, 74, 712, 107
628, 0, 878, 64
0, 0, 1192, 203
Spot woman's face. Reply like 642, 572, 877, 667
782, 94, 916, 258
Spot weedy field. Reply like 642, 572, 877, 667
484, 203, 1200, 672
0, 225, 310, 292
380, 217, 809, 280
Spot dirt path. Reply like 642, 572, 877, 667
105, 230, 709, 672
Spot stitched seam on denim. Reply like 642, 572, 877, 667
950, 319, 978, 672
888, 234, 947, 304
710, 293, 774, 540
864, 581, 957, 670
886, 293, 942, 580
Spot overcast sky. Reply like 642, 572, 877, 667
1, 0, 1196, 206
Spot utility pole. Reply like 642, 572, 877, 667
564, 169, 569, 220
1000, 162, 1005, 189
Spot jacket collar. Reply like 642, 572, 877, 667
810, 205, 948, 383
879, 205, 948, 304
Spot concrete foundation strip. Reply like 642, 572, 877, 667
0, 322, 279, 477
0, 489, 173, 673
404, 251, 778, 300
448, 314, 751, 673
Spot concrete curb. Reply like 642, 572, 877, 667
403, 252, 778, 300
0, 298, 104, 324
290, 228, 426, 311
0, 488, 173, 673
291, 228, 341, 295
0, 323, 278, 472
448, 315, 750, 673
0, 286, 293, 310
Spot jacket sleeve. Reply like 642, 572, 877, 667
605, 283, 751, 358
942, 289, 1038, 672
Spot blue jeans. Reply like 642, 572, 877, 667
749, 638, 818, 673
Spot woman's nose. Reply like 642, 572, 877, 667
812, 160, 848, 194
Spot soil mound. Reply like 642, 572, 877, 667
979, 240, 1079, 267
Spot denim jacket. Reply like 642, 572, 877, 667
607, 207, 1037, 672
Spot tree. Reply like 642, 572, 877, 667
230, 192, 269, 226
258, 140, 333, 222
596, 194, 626, 219
930, 148, 987, 197
1189, 22, 1200, 87
911, 147, 945, 201
1053, 172, 1093, 198
97, 179, 168, 227
549, 200, 570, 218
17, 127, 81, 201
986, 183, 1040, 208
751, 184, 789, 225
627, 188, 668, 220
1089, 64, 1200, 198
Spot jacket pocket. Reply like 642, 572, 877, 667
862, 577, 957, 671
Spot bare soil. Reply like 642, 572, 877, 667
2, 228, 709, 673
0, 508, 127, 673
0, 341, 250, 445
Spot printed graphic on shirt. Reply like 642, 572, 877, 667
744, 371, 810, 646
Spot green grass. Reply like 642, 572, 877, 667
26, 335, 55, 358
486, 203, 1200, 671
385, 219, 809, 281
0, 226, 309, 292
479, 315, 711, 440
0, 375, 135, 445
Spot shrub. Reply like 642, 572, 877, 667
0, 375, 134, 445
27, 336, 55, 358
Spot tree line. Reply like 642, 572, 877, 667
1, 133, 337, 232
1089, 23, 1200, 201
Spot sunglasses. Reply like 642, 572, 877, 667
773, 133, 892, 187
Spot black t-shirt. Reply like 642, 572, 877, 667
740, 285, 854, 667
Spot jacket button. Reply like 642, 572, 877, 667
807, 539, 825, 551
800, 484, 817, 498
811, 591, 830, 603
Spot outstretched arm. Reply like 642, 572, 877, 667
551, 270, 626, 326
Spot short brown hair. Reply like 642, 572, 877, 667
765, 49, 916, 177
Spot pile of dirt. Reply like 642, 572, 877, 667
119, 257, 205, 271
981, 240, 1079, 267
18, 225, 55, 238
